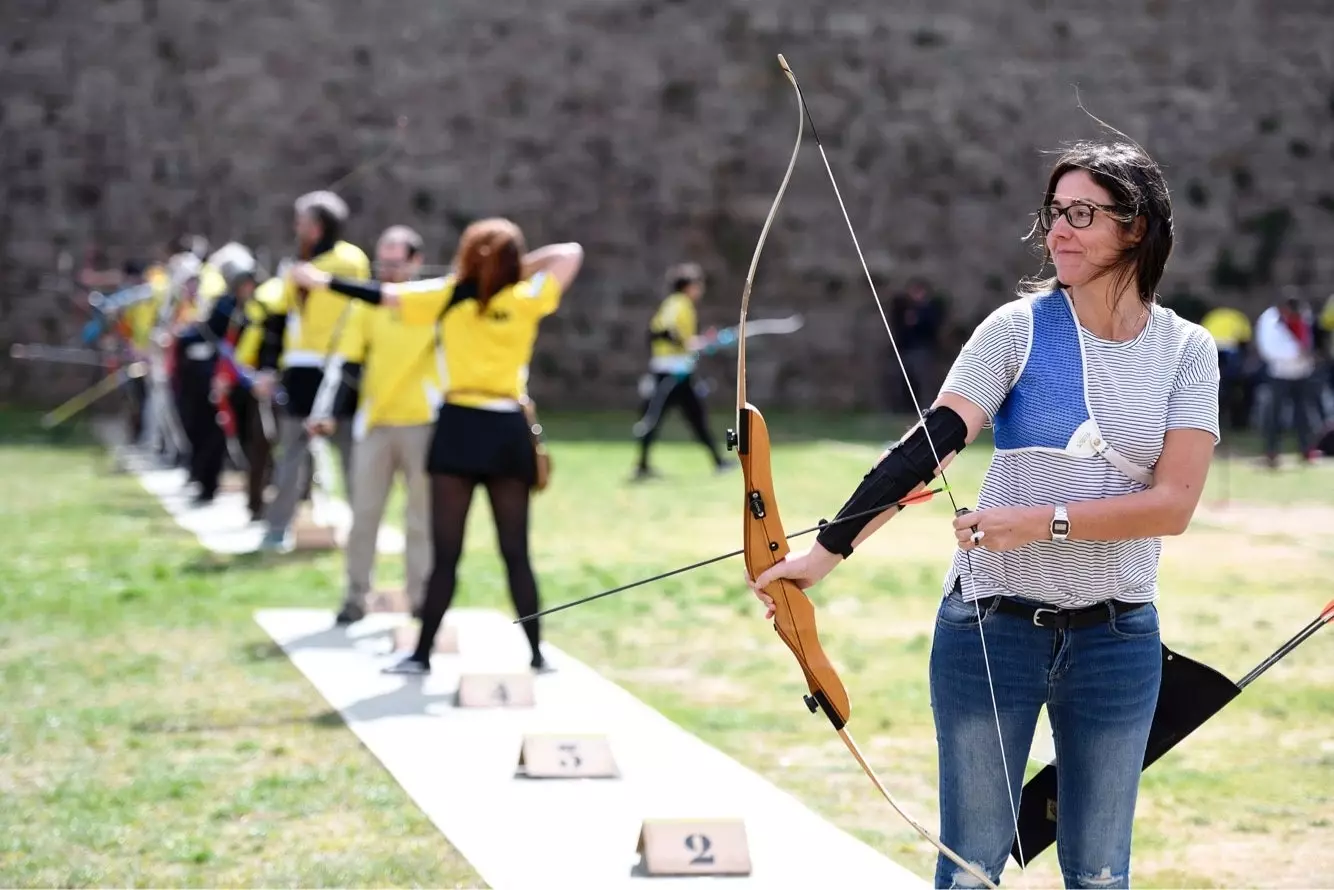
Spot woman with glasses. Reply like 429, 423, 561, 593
749, 138, 1219, 888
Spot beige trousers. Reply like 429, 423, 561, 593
343, 423, 433, 612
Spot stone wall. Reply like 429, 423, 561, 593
3, 0, 1332, 411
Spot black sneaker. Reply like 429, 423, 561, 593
382, 656, 430, 675
530, 655, 555, 674
334, 604, 365, 626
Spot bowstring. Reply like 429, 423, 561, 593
783, 61, 1027, 872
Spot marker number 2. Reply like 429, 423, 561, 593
557, 742, 582, 769
685, 833, 713, 865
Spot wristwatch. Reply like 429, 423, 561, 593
1050, 504, 1070, 542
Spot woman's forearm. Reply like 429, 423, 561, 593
521, 243, 581, 277
328, 276, 387, 305
1025, 486, 1197, 545
523, 243, 579, 265
843, 479, 933, 550
814, 407, 972, 558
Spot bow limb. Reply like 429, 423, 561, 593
722, 54, 997, 890
728, 50, 840, 722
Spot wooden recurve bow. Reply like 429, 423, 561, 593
724, 54, 997, 890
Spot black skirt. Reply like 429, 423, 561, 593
428, 402, 536, 484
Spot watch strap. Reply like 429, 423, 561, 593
1050, 504, 1070, 542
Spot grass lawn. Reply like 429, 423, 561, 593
1, 404, 1330, 888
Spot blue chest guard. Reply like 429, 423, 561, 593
992, 291, 1154, 487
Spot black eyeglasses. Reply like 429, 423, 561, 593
1036, 201, 1132, 233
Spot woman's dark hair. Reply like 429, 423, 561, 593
294, 190, 348, 246
453, 218, 526, 304
666, 262, 704, 294
1019, 138, 1173, 306
377, 224, 423, 258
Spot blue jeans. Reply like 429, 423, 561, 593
929, 588, 1162, 888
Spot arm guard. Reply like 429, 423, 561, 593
331, 361, 361, 417
328, 276, 384, 305
814, 405, 969, 558
257, 313, 286, 371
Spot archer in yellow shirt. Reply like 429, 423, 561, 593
257, 190, 369, 552
633, 262, 731, 480
305, 226, 443, 624
1200, 306, 1252, 351
291, 217, 583, 673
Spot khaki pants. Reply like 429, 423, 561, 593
343, 423, 433, 612
265, 412, 355, 537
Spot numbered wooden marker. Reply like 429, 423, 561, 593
635, 818, 751, 876
367, 588, 410, 614
392, 623, 458, 654
515, 734, 619, 779
293, 517, 339, 550
457, 672, 535, 708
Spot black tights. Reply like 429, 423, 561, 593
412, 473, 543, 665
636, 373, 723, 469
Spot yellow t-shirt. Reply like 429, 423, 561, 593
1200, 307, 1252, 350
338, 299, 443, 429
124, 265, 168, 349
393, 272, 562, 409
273, 241, 372, 367
192, 262, 229, 321
233, 277, 284, 368
648, 291, 696, 358
1320, 296, 1334, 357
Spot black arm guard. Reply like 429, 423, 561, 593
814, 405, 969, 558
257, 313, 286, 371
328, 276, 384, 305
332, 362, 361, 418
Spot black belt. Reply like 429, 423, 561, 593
983, 595, 1150, 630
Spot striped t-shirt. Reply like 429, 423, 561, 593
939, 289, 1221, 607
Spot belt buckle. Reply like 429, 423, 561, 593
1032, 607, 1058, 628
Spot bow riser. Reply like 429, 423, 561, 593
731, 402, 851, 731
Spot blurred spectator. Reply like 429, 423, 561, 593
1254, 293, 1319, 466
1317, 292, 1334, 421
887, 277, 944, 413
1200, 303, 1253, 431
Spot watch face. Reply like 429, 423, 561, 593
1052, 519, 1070, 535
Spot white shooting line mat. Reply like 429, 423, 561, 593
254, 607, 930, 889
94, 420, 403, 556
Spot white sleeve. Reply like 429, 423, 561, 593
939, 300, 1027, 420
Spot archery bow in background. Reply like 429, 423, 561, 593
12, 258, 188, 442
13, 280, 153, 429
79, 282, 156, 346
698, 313, 804, 356
633, 314, 804, 438
10, 343, 131, 368
268, 115, 411, 520
35, 358, 148, 430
